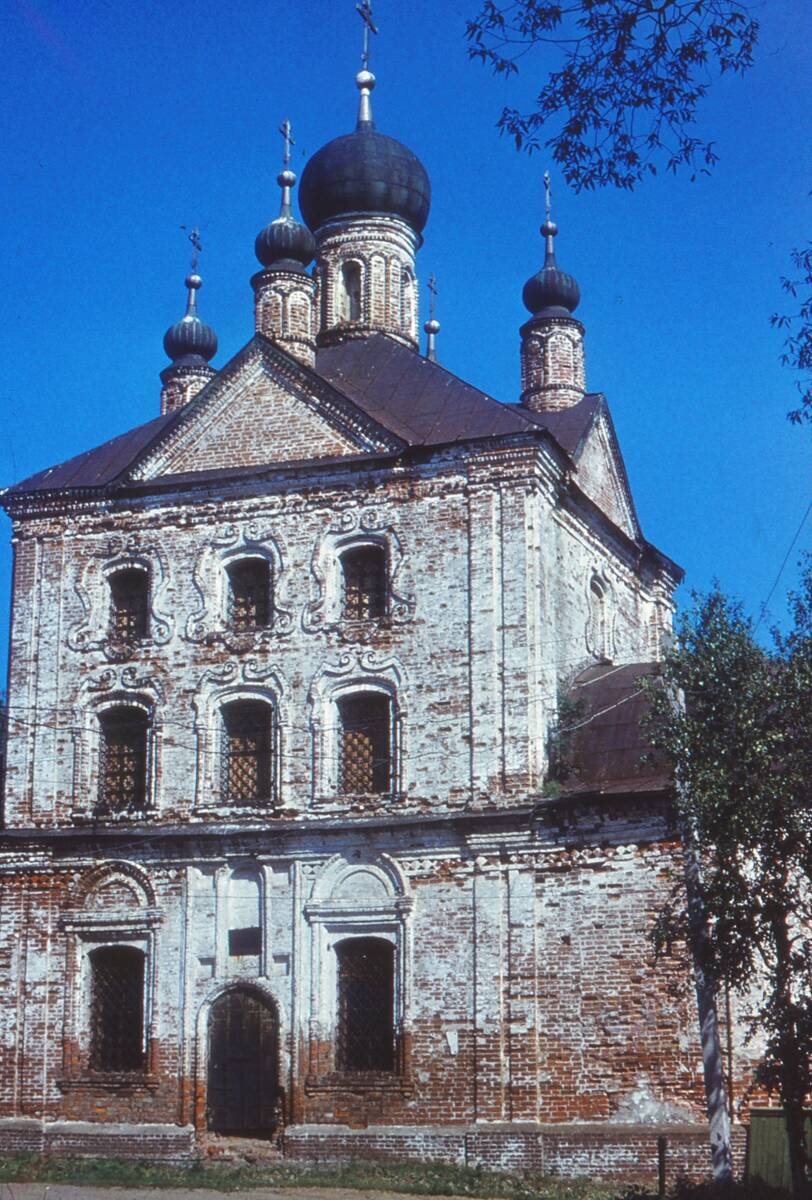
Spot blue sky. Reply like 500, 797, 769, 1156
0, 0, 809, 684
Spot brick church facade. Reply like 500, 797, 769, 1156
0, 57, 741, 1178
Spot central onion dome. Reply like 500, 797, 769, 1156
255, 168, 316, 272
299, 71, 431, 236
522, 219, 580, 318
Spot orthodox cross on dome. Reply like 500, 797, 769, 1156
424, 273, 441, 363
356, 0, 378, 69
544, 170, 552, 224
279, 118, 294, 169
181, 226, 203, 273
427, 273, 438, 322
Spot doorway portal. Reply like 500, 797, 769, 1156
207, 988, 280, 1135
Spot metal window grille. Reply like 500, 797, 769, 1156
338, 693, 391, 794
108, 569, 148, 644
221, 701, 273, 806
89, 945, 146, 1072
227, 559, 272, 631
98, 708, 148, 813
341, 546, 386, 621
336, 938, 395, 1072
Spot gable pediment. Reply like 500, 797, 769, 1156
128, 339, 403, 483
572, 408, 640, 540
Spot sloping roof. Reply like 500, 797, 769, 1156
560, 662, 671, 796
1, 333, 603, 499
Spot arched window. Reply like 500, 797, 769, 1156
98, 707, 148, 814
340, 262, 362, 323
221, 700, 274, 806
336, 938, 395, 1072
590, 578, 610, 661
108, 568, 149, 645
337, 692, 392, 795
226, 558, 272, 632
88, 945, 146, 1072
340, 544, 387, 621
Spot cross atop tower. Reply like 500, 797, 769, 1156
427, 273, 438, 322
279, 119, 294, 170
181, 226, 203, 273
356, 1, 378, 69
544, 170, 552, 224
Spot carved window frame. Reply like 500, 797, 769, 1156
303, 519, 415, 634
106, 562, 150, 649
185, 524, 292, 650
304, 855, 414, 1085
223, 553, 274, 633
73, 677, 164, 819
58, 863, 161, 1090
308, 653, 407, 804
67, 539, 172, 660
192, 665, 287, 815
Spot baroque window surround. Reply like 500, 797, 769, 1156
303, 509, 415, 633
308, 650, 407, 803
304, 854, 414, 1087
192, 661, 288, 814
185, 522, 293, 650
71, 667, 165, 820
67, 536, 173, 660
57, 861, 161, 1091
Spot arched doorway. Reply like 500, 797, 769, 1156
207, 988, 280, 1135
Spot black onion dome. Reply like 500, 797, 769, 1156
255, 169, 316, 271
255, 215, 316, 270
163, 275, 218, 364
299, 128, 431, 235
522, 220, 580, 317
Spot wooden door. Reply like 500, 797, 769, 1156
207, 989, 279, 1134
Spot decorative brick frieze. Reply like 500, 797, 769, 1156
520, 315, 586, 410
252, 268, 318, 367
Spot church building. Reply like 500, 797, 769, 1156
0, 42, 738, 1180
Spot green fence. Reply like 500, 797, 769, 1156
748, 1108, 812, 1192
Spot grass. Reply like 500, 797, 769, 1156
0, 1154, 622, 1196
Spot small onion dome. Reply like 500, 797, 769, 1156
298, 72, 431, 236
255, 169, 316, 271
163, 274, 218, 364
522, 219, 581, 317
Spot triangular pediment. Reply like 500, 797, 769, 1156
128, 338, 403, 483
572, 407, 640, 540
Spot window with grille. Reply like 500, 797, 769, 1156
336, 938, 395, 1072
221, 701, 273, 806
108, 568, 149, 645
226, 559, 272, 632
98, 707, 148, 814
340, 545, 387, 621
337, 692, 392, 795
88, 945, 146, 1072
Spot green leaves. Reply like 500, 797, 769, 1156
465, 0, 758, 190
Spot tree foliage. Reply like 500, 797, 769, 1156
772, 243, 812, 425
644, 563, 812, 1198
465, 0, 759, 190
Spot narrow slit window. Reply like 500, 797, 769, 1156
108, 569, 149, 645
340, 545, 387, 621
340, 262, 362, 323
98, 707, 148, 814
336, 938, 395, 1072
221, 701, 273, 806
337, 693, 392, 795
89, 945, 146, 1073
227, 559, 272, 632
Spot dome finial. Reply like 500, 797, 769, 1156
163, 229, 218, 365
277, 118, 296, 219
424, 274, 441, 362
355, 1, 378, 128
521, 170, 580, 317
